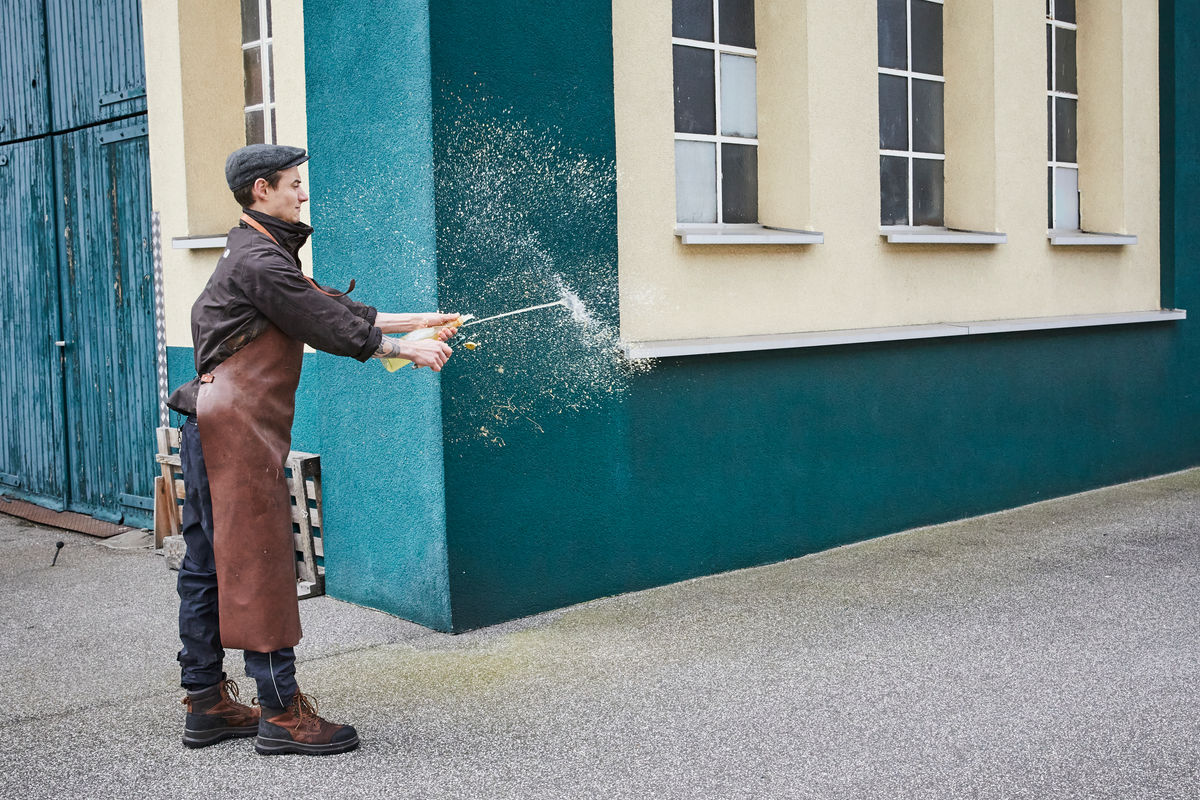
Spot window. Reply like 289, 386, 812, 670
672, 0, 758, 225
878, 0, 944, 227
1047, 0, 1078, 230
241, 0, 275, 145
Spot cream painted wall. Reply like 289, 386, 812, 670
613, 0, 1161, 345
144, 0, 311, 348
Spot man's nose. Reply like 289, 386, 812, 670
299, 189, 309, 202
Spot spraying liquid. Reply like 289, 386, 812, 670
461, 300, 568, 329
380, 286, 591, 372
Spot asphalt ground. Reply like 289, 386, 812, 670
1, 470, 1197, 800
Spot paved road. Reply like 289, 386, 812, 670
1, 470, 1197, 799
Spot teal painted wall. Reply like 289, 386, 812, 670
302, 0, 451, 630
427, 0, 1200, 631
428, 0, 627, 630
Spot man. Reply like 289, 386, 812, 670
166, 144, 457, 756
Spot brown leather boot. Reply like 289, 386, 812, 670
181, 678, 260, 748
254, 692, 359, 756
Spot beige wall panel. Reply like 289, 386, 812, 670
944, 0, 996, 230
178, 0, 244, 235
614, 0, 1163, 347
1121, 0, 1161, 309
1078, 0, 1125, 233
756, 0, 809, 228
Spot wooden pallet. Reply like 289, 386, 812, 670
154, 427, 325, 598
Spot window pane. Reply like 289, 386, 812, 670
243, 46, 263, 106
721, 143, 758, 223
245, 109, 264, 145
1054, 28, 1077, 95
1053, 166, 1079, 229
1046, 24, 1053, 90
241, 0, 259, 43
1047, 96, 1053, 159
880, 155, 908, 225
912, 157, 944, 226
1047, 166, 1054, 228
1054, 0, 1076, 24
718, 0, 755, 49
720, 54, 757, 137
269, 107, 276, 144
911, 78, 943, 154
267, 43, 275, 102
673, 0, 713, 42
1055, 97, 1077, 163
674, 45, 716, 135
675, 140, 717, 223
910, 0, 943, 76
879, 73, 908, 151
266, 0, 273, 36
878, 0, 907, 70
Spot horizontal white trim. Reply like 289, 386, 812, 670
880, 150, 945, 160
622, 310, 1186, 359
675, 224, 823, 245
670, 37, 757, 58
171, 235, 228, 250
675, 133, 759, 146
882, 227, 1007, 244
878, 67, 945, 82
1048, 230, 1138, 246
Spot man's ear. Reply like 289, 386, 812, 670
251, 177, 270, 203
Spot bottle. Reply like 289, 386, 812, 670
380, 315, 472, 372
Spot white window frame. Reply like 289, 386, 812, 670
673, 0, 759, 227
1047, 4, 1078, 231
878, 0, 945, 231
242, 0, 275, 145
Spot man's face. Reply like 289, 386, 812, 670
253, 166, 308, 223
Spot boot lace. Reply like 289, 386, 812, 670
221, 679, 242, 702
293, 692, 319, 722
251, 691, 321, 730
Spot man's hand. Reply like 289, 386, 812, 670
375, 312, 462, 335
401, 339, 453, 370
374, 337, 453, 371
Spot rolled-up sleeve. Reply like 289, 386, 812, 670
330, 291, 378, 325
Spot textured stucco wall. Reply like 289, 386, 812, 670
303, 0, 451, 629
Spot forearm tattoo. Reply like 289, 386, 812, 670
372, 337, 406, 360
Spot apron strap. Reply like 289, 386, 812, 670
239, 213, 355, 298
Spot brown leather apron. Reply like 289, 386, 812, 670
196, 322, 304, 653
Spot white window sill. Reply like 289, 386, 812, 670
882, 226, 1007, 244
623, 309, 1186, 359
172, 235, 228, 250
1048, 230, 1138, 246
675, 224, 824, 245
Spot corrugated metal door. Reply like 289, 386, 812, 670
54, 121, 156, 525
45, 0, 147, 131
0, 138, 68, 502
0, 0, 51, 143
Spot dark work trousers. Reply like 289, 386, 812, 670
176, 416, 298, 709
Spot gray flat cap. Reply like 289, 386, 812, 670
225, 144, 309, 190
